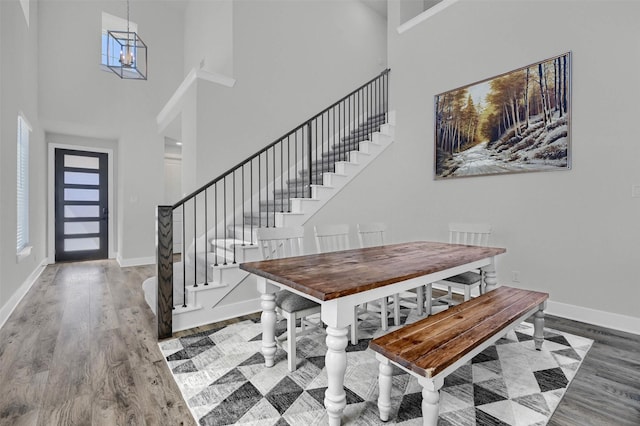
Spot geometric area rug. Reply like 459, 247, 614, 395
159, 309, 593, 426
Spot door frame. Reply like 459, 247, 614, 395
48, 143, 115, 263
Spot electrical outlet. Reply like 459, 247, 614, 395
512, 271, 520, 282
632, 184, 640, 198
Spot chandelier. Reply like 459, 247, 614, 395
106, 0, 147, 80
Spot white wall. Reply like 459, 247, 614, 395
185, 0, 388, 192
164, 155, 182, 204
312, 0, 640, 327
38, 0, 184, 264
184, 0, 233, 77
0, 0, 46, 310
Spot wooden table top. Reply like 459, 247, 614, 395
239, 241, 506, 301
369, 286, 549, 378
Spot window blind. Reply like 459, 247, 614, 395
17, 114, 30, 253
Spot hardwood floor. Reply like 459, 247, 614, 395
544, 315, 640, 426
0, 260, 638, 425
0, 260, 194, 426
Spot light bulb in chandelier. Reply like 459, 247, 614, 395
119, 46, 135, 67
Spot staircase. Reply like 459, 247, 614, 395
149, 70, 393, 337
234, 112, 392, 231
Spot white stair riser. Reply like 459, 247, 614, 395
372, 132, 392, 145
322, 173, 349, 187
276, 212, 306, 228
335, 161, 359, 175
358, 141, 382, 155
311, 185, 334, 199
290, 198, 320, 213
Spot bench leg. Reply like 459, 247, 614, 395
324, 326, 349, 426
418, 377, 444, 426
376, 354, 393, 421
533, 303, 546, 351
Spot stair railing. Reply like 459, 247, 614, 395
156, 69, 389, 338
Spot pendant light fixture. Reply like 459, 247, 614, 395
106, 0, 148, 80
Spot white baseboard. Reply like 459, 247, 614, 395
173, 298, 262, 333
117, 254, 156, 267
546, 300, 640, 336
0, 259, 48, 330
434, 284, 639, 335
214, 297, 263, 321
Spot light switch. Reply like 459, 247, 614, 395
633, 185, 640, 198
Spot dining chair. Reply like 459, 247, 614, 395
314, 223, 351, 253
256, 226, 321, 372
315, 223, 388, 344
358, 222, 426, 322
433, 222, 492, 308
356, 223, 402, 326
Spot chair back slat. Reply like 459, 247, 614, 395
256, 226, 304, 260
314, 224, 350, 253
448, 223, 491, 247
357, 222, 386, 248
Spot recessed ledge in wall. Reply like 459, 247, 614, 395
397, 0, 460, 35
156, 68, 236, 134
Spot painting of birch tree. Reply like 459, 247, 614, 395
435, 52, 571, 179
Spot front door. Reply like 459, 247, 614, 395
55, 149, 108, 262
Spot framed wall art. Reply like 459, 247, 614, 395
434, 52, 571, 179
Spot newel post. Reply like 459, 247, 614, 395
156, 205, 173, 339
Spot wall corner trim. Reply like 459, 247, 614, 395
156, 68, 236, 133
397, 0, 460, 35
547, 300, 640, 336
0, 258, 48, 331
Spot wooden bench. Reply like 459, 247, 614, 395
369, 286, 549, 425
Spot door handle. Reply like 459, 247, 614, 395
102, 208, 109, 220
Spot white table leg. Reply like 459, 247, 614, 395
482, 259, 498, 292
286, 312, 297, 372
376, 354, 393, 421
324, 326, 349, 426
393, 294, 400, 324
533, 303, 546, 351
351, 307, 358, 345
260, 292, 277, 367
416, 285, 424, 316
380, 298, 388, 332
418, 376, 443, 426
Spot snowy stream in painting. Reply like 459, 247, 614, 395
449, 142, 536, 176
